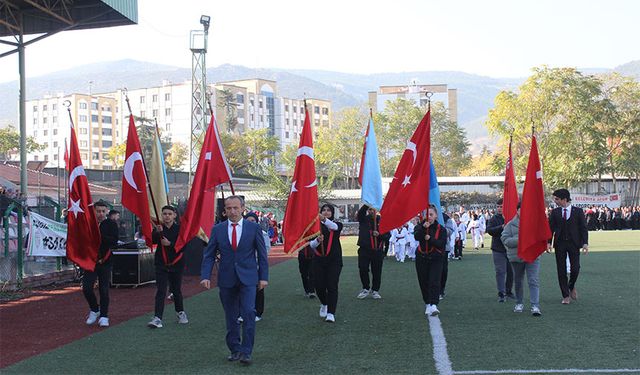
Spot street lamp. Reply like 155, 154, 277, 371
200, 15, 210, 31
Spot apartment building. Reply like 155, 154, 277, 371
368, 82, 458, 123
25, 93, 118, 169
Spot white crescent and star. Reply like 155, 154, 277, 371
123, 151, 144, 192
68, 165, 86, 194
402, 141, 417, 187
291, 146, 317, 193
69, 198, 84, 218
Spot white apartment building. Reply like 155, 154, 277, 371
25, 93, 118, 169
369, 81, 458, 123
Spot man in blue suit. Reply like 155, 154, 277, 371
201, 195, 269, 365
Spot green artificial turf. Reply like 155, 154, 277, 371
4, 231, 639, 374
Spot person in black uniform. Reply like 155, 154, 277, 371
298, 245, 316, 298
147, 205, 188, 328
83, 201, 118, 327
414, 205, 448, 317
310, 204, 343, 323
548, 189, 589, 305
486, 199, 514, 302
356, 204, 388, 300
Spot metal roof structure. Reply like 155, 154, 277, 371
0, 0, 138, 196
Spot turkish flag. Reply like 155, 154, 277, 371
379, 109, 432, 234
503, 140, 518, 223
518, 135, 552, 263
283, 109, 321, 253
66, 123, 101, 271
121, 114, 153, 248
175, 112, 232, 251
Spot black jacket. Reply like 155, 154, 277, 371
414, 219, 447, 258
152, 223, 183, 268
549, 206, 588, 249
98, 218, 119, 264
356, 205, 388, 251
486, 213, 506, 253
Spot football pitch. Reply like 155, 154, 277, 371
3, 231, 639, 375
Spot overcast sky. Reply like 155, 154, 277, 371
0, 0, 638, 83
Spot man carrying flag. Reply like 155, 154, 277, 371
356, 117, 386, 300
122, 114, 153, 248
65, 116, 114, 327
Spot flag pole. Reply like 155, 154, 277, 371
124, 90, 162, 225
154, 118, 170, 207
207, 94, 235, 195
64, 137, 68, 207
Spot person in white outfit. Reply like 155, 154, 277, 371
477, 211, 486, 248
406, 220, 418, 261
468, 214, 483, 250
453, 213, 467, 259
393, 226, 408, 262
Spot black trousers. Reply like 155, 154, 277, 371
298, 253, 314, 294
255, 288, 265, 317
440, 253, 449, 295
312, 257, 342, 314
82, 262, 112, 317
554, 240, 581, 298
358, 248, 384, 291
415, 254, 444, 306
154, 266, 184, 319
454, 240, 463, 258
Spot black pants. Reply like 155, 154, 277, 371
82, 262, 112, 317
312, 257, 342, 314
255, 288, 265, 317
358, 248, 384, 291
440, 253, 449, 295
454, 240, 463, 258
298, 253, 314, 294
415, 253, 444, 306
554, 241, 581, 298
154, 266, 184, 319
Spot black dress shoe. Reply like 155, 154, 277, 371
227, 352, 241, 362
240, 353, 252, 365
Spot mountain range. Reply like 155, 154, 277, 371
0, 59, 637, 152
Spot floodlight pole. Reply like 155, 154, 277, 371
189, 15, 210, 191
18, 27, 27, 197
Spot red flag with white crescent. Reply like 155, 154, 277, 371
283, 109, 320, 253
66, 123, 101, 271
503, 139, 518, 223
121, 114, 153, 247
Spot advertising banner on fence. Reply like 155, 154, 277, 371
571, 193, 622, 209
27, 211, 67, 257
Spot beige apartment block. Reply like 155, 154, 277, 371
369, 82, 458, 123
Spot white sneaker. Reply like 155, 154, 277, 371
308, 292, 317, 299
177, 311, 189, 324
514, 304, 524, 313
167, 293, 174, 300
237, 316, 244, 323
356, 289, 370, 299
98, 317, 109, 327
325, 313, 335, 323
425, 304, 432, 315
430, 305, 440, 316
319, 304, 328, 318
531, 306, 542, 316
147, 316, 163, 328
85, 311, 99, 325
255, 316, 262, 322
371, 291, 382, 299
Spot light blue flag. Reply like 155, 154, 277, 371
361, 118, 383, 210
429, 157, 445, 224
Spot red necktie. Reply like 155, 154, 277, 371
563, 208, 567, 220
231, 223, 238, 251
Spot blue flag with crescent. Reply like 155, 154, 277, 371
429, 157, 444, 224
361, 118, 383, 210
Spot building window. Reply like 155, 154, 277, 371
165, 93, 171, 101
33, 130, 37, 137
285, 119, 289, 125
250, 98, 254, 107
33, 105, 38, 112
165, 108, 171, 116
101, 104, 111, 112
285, 131, 289, 138
294, 120, 298, 126
152, 94, 158, 102
259, 101, 263, 109
285, 104, 289, 112
103, 116, 112, 124
260, 115, 264, 123
92, 152, 99, 160
43, 105, 48, 111
93, 128, 100, 135
53, 141, 58, 147
91, 115, 99, 123
140, 96, 145, 104
44, 142, 48, 148
93, 140, 99, 147
53, 154, 58, 161
300, 106, 304, 114
43, 118, 48, 124
52, 104, 57, 110
33, 118, 38, 125
91, 102, 99, 110
79, 128, 87, 135
236, 94, 244, 103
79, 102, 87, 109
322, 120, 329, 127
43, 130, 48, 136
81, 153, 88, 160
314, 106, 320, 114
166, 123, 171, 131
102, 140, 112, 148
44, 155, 49, 161
102, 128, 112, 136
53, 116, 57, 124
80, 140, 88, 147
140, 111, 146, 117
34, 155, 38, 161
293, 105, 297, 113
153, 109, 158, 117
53, 129, 58, 135
322, 107, 329, 115
79, 115, 88, 122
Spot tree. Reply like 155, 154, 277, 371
165, 142, 189, 171
0, 125, 44, 160
105, 142, 126, 169
463, 145, 495, 176
217, 88, 238, 133
430, 102, 471, 175
132, 116, 173, 165
486, 66, 609, 189
219, 128, 280, 175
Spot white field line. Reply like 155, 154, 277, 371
425, 312, 639, 375
454, 369, 640, 374
427, 314, 453, 375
